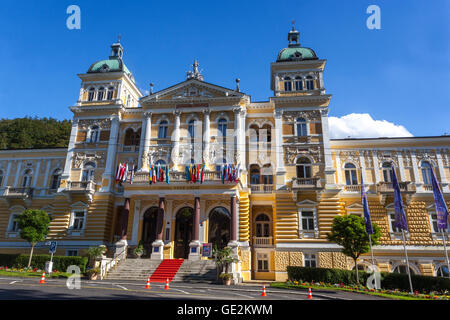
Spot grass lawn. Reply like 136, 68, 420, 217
0, 270, 71, 278
270, 282, 445, 300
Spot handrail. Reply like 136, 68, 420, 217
99, 244, 127, 280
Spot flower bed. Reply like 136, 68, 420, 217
0, 266, 69, 278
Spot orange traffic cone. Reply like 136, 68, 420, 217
261, 284, 267, 297
164, 278, 170, 290
40, 272, 46, 284
307, 287, 312, 299
145, 277, 151, 289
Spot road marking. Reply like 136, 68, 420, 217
9, 280, 21, 284
172, 288, 190, 295
115, 284, 128, 291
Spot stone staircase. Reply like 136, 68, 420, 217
105, 258, 217, 283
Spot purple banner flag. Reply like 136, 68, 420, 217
430, 167, 449, 230
360, 173, 373, 234
392, 167, 408, 231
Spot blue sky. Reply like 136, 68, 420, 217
0, 0, 449, 137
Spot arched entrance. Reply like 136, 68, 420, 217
174, 207, 194, 259
141, 207, 158, 258
208, 207, 230, 250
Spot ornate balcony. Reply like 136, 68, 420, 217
250, 184, 274, 194
252, 236, 273, 247
130, 171, 237, 185
2, 187, 34, 199
343, 184, 362, 193
376, 181, 416, 194
122, 145, 140, 153
291, 177, 322, 190
66, 181, 97, 192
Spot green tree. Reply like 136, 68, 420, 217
16, 209, 51, 268
326, 214, 381, 284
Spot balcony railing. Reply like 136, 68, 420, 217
253, 236, 273, 247
122, 145, 140, 153
2, 187, 34, 198
250, 184, 274, 193
343, 184, 362, 193
131, 171, 236, 184
67, 181, 96, 192
292, 177, 321, 189
377, 181, 415, 193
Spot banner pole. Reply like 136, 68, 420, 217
369, 235, 375, 268
441, 229, 450, 279
402, 230, 414, 294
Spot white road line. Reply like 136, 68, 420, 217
9, 280, 20, 284
224, 291, 254, 299
172, 288, 190, 295
115, 285, 128, 291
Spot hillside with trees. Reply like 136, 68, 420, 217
0, 117, 71, 150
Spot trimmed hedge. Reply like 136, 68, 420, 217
0, 254, 88, 273
287, 266, 450, 293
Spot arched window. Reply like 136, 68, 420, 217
306, 76, 314, 90
88, 88, 95, 101
158, 120, 168, 139
89, 126, 100, 143
0, 169, 3, 186
106, 86, 114, 100
296, 157, 312, 179
295, 76, 303, 91
127, 94, 131, 107
188, 119, 195, 138
296, 118, 307, 137
97, 87, 105, 101
421, 161, 433, 185
22, 169, 33, 187
284, 77, 292, 91
81, 162, 96, 182
217, 119, 227, 137
250, 164, 261, 185
344, 163, 358, 185
255, 214, 270, 238
437, 265, 449, 277
393, 265, 415, 275
50, 169, 62, 190
124, 128, 141, 146
155, 159, 166, 166
208, 207, 230, 249
249, 124, 259, 144
261, 124, 271, 143
382, 162, 394, 183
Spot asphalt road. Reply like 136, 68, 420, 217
0, 277, 388, 300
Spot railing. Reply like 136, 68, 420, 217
131, 171, 235, 184
67, 181, 96, 192
99, 243, 127, 280
343, 184, 362, 193
292, 177, 321, 189
122, 145, 140, 152
253, 236, 273, 246
250, 184, 274, 193
423, 184, 433, 191
377, 182, 415, 193
2, 187, 34, 198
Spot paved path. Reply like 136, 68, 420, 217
0, 277, 388, 300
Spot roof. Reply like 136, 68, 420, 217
87, 58, 131, 75
277, 47, 318, 62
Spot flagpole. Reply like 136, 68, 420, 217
368, 234, 375, 269
441, 229, 450, 279
401, 229, 414, 294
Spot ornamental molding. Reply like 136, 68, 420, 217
284, 145, 322, 164
147, 146, 171, 164
78, 118, 112, 130
339, 151, 360, 167
73, 152, 105, 168
282, 110, 321, 122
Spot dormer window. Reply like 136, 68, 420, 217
97, 87, 105, 101
107, 86, 114, 100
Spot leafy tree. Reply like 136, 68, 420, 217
327, 214, 381, 284
212, 245, 238, 280
16, 209, 51, 268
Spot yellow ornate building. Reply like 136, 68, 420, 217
0, 27, 449, 282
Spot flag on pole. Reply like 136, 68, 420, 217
431, 167, 449, 230
360, 173, 373, 234
166, 165, 169, 184
392, 167, 408, 231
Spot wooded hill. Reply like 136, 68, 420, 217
0, 117, 71, 150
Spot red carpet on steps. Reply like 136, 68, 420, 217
150, 259, 184, 283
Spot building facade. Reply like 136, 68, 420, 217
0, 27, 449, 281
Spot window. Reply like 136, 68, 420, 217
50, 169, 62, 190
421, 161, 433, 185
158, 120, 168, 139
261, 165, 273, 185
217, 119, 227, 137
257, 253, 269, 272
70, 211, 85, 230
295, 76, 303, 91
250, 165, 261, 185
106, 87, 114, 100
255, 214, 270, 238
393, 265, 415, 275
296, 157, 312, 179
301, 211, 315, 231
188, 119, 195, 138
260, 124, 271, 143
155, 159, 166, 166
88, 88, 95, 101
22, 169, 33, 187
344, 163, 358, 185
304, 254, 317, 268
124, 128, 141, 146
66, 250, 79, 257
284, 77, 292, 92
0, 169, 3, 186
97, 87, 105, 101
429, 211, 448, 233
296, 118, 307, 137
89, 126, 100, 143
306, 76, 314, 90
81, 162, 96, 182
437, 265, 449, 277
388, 212, 402, 233
8, 214, 20, 232
382, 162, 394, 183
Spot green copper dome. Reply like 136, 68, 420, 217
277, 47, 318, 62
87, 58, 131, 75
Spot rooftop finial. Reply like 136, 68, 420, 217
186, 59, 204, 81
292, 20, 295, 31
288, 21, 300, 48
118, 34, 122, 43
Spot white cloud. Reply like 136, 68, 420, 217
328, 113, 413, 139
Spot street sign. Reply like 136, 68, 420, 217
202, 243, 212, 258
49, 241, 57, 254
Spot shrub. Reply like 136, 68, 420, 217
382, 273, 450, 293
0, 254, 88, 273
287, 266, 370, 286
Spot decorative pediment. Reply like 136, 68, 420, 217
296, 199, 318, 207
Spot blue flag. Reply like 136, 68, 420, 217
430, 167, 449, 230
360, 173, 373, 234
392, 166, 408, 231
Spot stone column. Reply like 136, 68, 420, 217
203, 109, 210, 165
172, 110, 181, 166
233, 108, 242, 165
436, 150, 449, 192
228, 194, 241, 284
60, 118, 78, 191
115, 198, 129, 257
239, 109, 247, 173
2, 161, 11, 188
397, 151, 406, 182
274, 109, 286, 189
101, 116, 120, 192
40, 159, 52, 195
138, 112, 152, 171
13, 161, 22, 188
151, 197, 165, 260
320, 109, 336, 188
189, 196, 202, 260
131, 200, 141, 245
